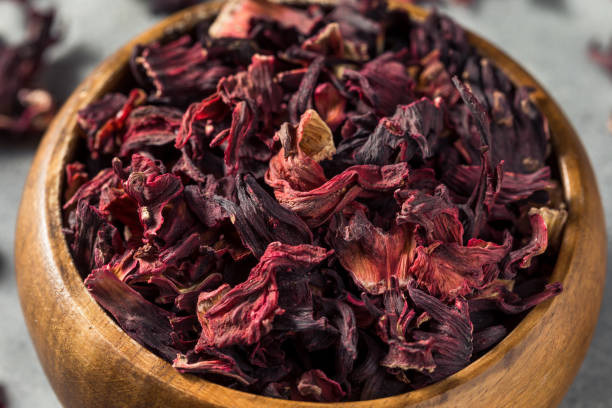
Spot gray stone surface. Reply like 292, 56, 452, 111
0, 0, 610, 407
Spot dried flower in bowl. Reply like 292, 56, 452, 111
63, 0, 564, 402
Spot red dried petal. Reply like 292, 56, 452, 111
470, 280, 562, 315
217, 101, 254, 174
119, 105, 183, 155
265, 110, 334, 193
412, 235, 512, 300
218, 54, 283, 121
0, 0, 58, 137
132, 36, 231, 104
90, 89, 147, 158
302, 22, 368, 62
270, 162, 412, 227
77, 93, 126, 138
396, 185, 464, 244
502, 212, 548, 278
329, 210, 415, 294
119, 154, 184, 239
212, 173, 313, 257
209, 0, 318, 39
64, 162, 89, 203
407, 285, 473, 380
196, 242, 330, 349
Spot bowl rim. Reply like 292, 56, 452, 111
23, 0, 605, 406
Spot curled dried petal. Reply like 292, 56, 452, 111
196, 242, 330, 349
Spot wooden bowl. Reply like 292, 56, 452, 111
15, 1, 606, 407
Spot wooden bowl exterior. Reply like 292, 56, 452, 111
15, 2, 606, 407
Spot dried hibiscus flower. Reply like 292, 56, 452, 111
0, 0, 58, 137
64, 0, 564, 402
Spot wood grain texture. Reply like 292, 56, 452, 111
14, 1, 606, 407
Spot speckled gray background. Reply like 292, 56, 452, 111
0, 0, 610, 407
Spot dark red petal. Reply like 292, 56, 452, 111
470, 281, 562, 315
85, 267, 178, 361
71, 201, 123, 271
408, 285, 473, 381
77, 93, 126, 138
215, 173, 313, 258
355, 97, 443, 165
221, 101, 254, 174
345, 52, 415, 116
121, 154, 184, 239
217, 54, 283, 121
90, 89, 147, 158
473, 325, 507, 354
396, 185, 464, 244
297, 369, 345, 402
196, 242, 330, 349
289, 56, 325, 123
175, 92, 228, 149
132, 36, 231, 104
64, 162, 89, 203
119, 105, 183, 156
